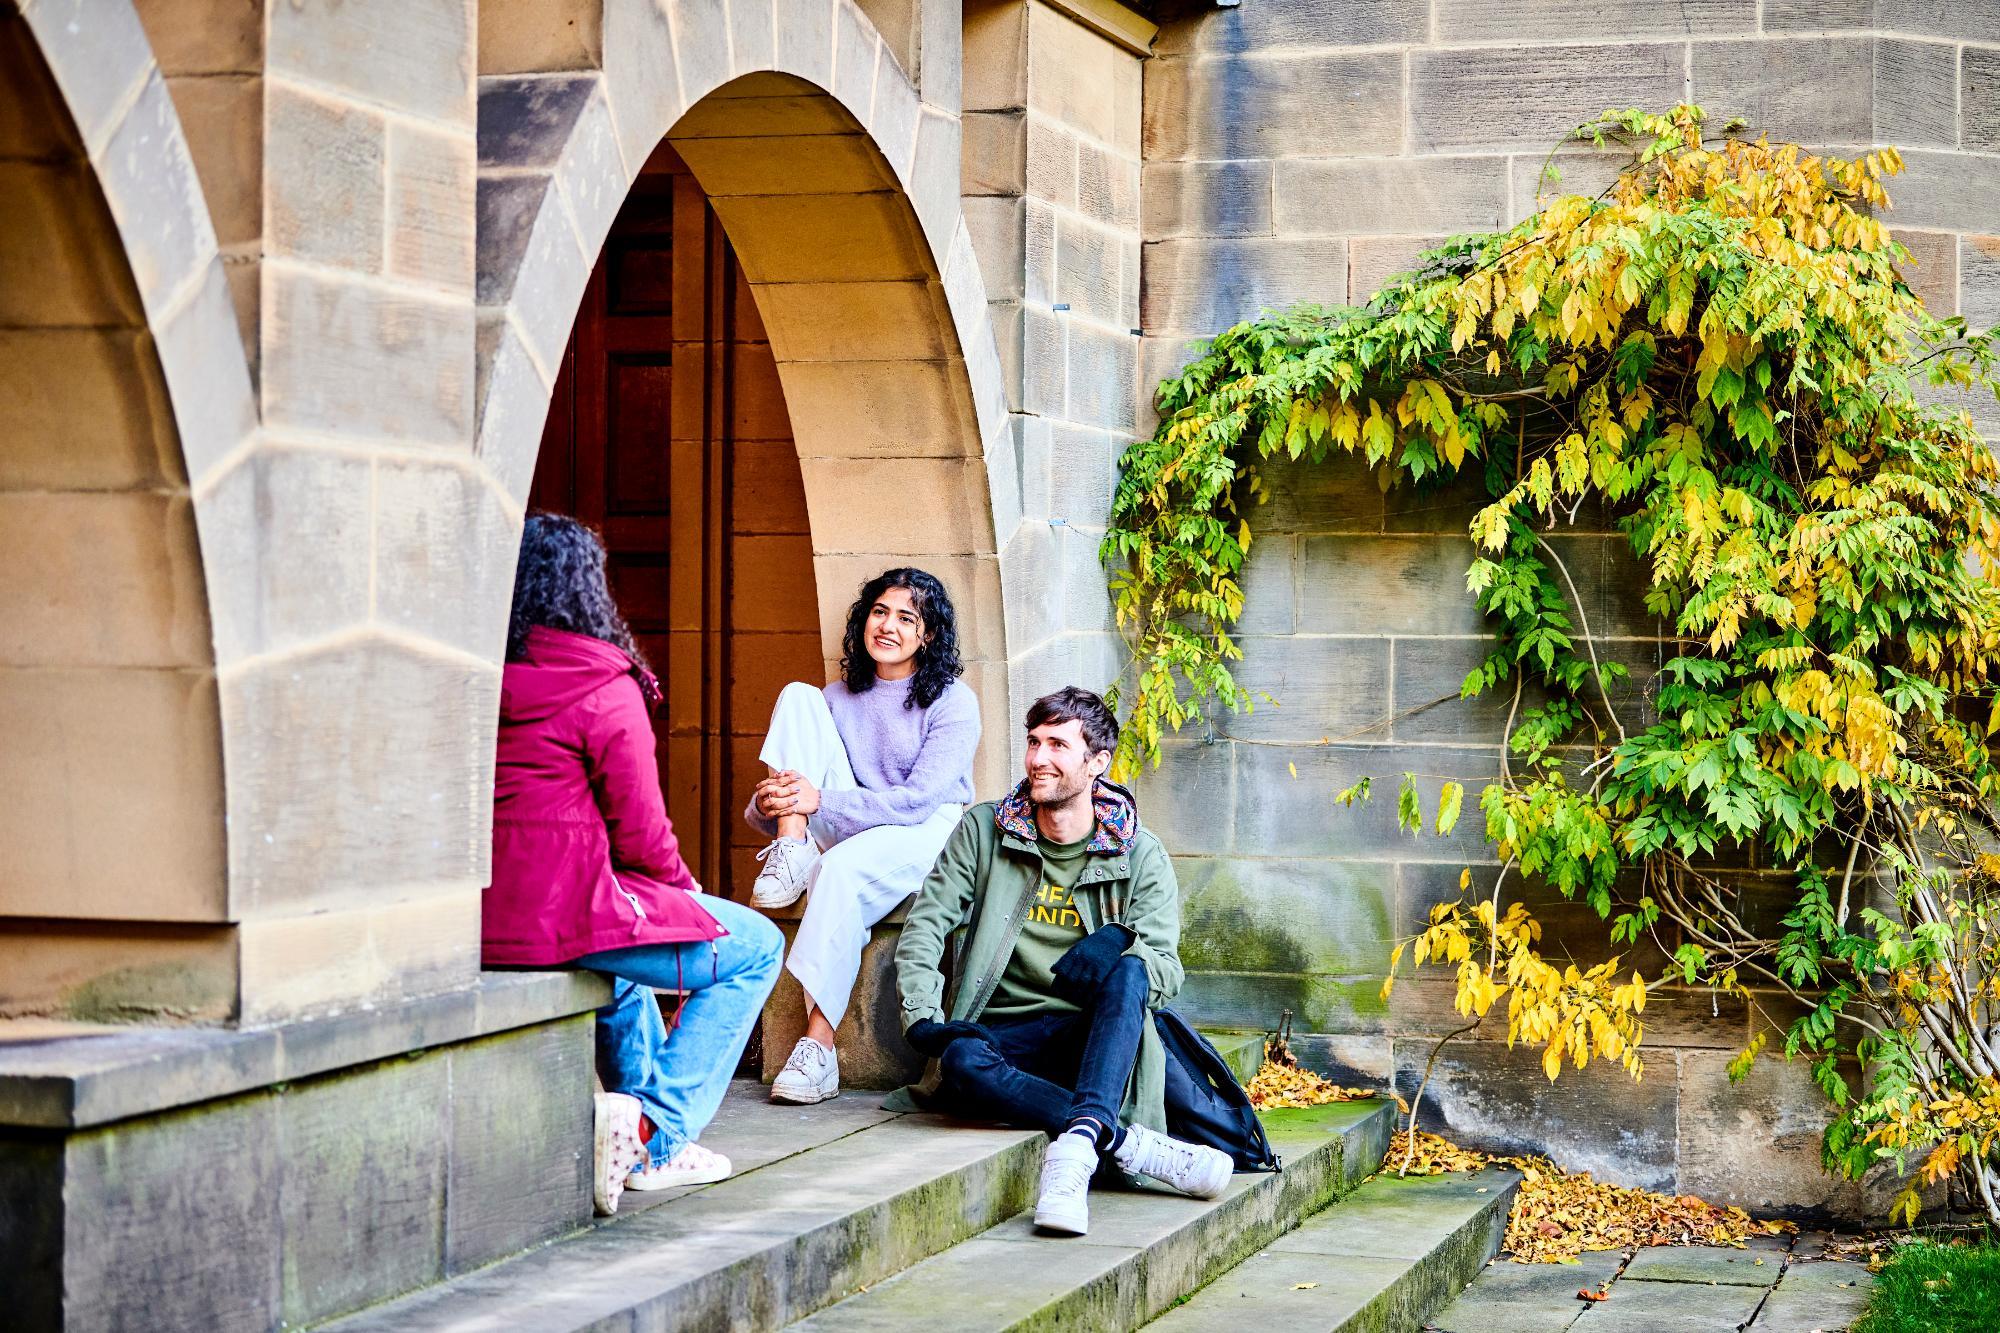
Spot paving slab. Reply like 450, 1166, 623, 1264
1748, 1259, 1874, 1332
1568, 1277, 1768, 1332
1430, 1249, 1623, 1333
1622, 1243, 1785, 1286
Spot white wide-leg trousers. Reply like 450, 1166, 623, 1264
759, 682, 961, 1030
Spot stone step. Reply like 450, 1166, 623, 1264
1144, 1169, 1523, 1332
1202, 1029, 1267, 1087
787, 1100, 1396, 1333
323, 1081, 1044, 1332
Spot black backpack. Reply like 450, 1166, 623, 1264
1154, 1007, 1280, 1172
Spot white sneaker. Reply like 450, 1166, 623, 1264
752, 836, 819, 909
627, 1140, 732, 1190
1113, 1122, 1233, 1199
770, 1037, 840, 1104
593, 1092, 650, 1216
1034, 1131, 1097, 1235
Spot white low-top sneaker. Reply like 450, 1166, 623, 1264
770, 1036, 840, 1104
751, 836, 819, 909
1113, 1122, 1233, 1199
592, 1092, 651, 1216
627, 1140, 732, 1190
1034, 1132, 1097, 1235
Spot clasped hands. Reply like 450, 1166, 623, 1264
753, 769, 822, 818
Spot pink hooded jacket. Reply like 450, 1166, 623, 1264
483, 626, 725, 966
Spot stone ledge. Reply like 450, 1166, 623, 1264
0, 969, 611, 1129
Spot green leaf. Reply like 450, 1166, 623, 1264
1397, 773, 1422, 835
1435, 781, 1465, 836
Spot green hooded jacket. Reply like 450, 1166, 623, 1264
883, 777, 1183, 1136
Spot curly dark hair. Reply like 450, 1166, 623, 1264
506, 512, 649, 674
839, 567, 963, 709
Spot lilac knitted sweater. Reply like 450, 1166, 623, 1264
746, 675, 980, 845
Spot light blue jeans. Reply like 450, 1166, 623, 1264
576, 894, 784, 1161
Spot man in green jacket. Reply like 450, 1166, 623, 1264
894, 687, 1231, 1236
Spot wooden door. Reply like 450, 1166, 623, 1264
532, 147, 823, 902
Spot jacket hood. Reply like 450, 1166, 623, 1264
501, 627, 660, 723
995, 776, 1138, 853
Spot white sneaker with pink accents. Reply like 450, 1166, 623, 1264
592, 1092, 651, 1216
627, 1140, 733, 1191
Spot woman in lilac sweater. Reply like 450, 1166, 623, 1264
746, 567, 980, 1104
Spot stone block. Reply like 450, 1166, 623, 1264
1963, 235, 2000, 328
1128, 738, 1235, 855
1692, 37, 1875, 147
731, 533, 819, 633
1392, 1035, 1679, 1188
711, 192, 931, 284
1177, 970, 1394, 1037
1252, 450, 1386, 534
782, 359, 976, 460
1057, 522, 1114, 633
733, 0, 779, 76
1438, 0, 1752, 42
1024, 111, 1078, 208
602, 0, 685, 169
473, 309, 552, 504
1875, 38, 1958, 149
222, 640, 493, 910
1297, 535, 1488, 636
1063, 320, 1138, 432
1861, 147, 2000, 233
1408, 43, 1687, 155
1026, 0, 1139, 156
0, 919, 236, 1021
832, 0, 879, 115
0, 12, 76, 161
278, 1055, 447, 1325
1142, 235, 1349, 336
1235, 742, 1501, 861
1178, 857, 1397, 977
164, 71, 262, 249
962, 194, 1025, 300
1053, 213, 1126, 325
1963, 45, 2000, 153
1274, 156, 1509, 239
447, 1018, 594, 1272
1142, 159, 1272, 240
0, 159, 140, 328
1024, 196, 1056, 304
477, 0, 602, 72
264, 264, 475, 447
869, 51, 922, 176
774, 0, 835, 89
62, 1091, 282, 1329
761, 922, 924, 1089
1508, 148, 1631, 223
1153, 0, 1426, 54
153, 257, 258, 481
799, 456, 994, 554
1076, 139, 1139, 231
1399, 861, 1672, 977
675, 129, 895, 198
552, 84, 626, 258
1878, 0, 2000, 42
962, 108, 1025, 195
1895, 227, 1958, 319
389, 122, 475, 291
1389, 635, 1518, 746
236, 891, 483, 1026
1235, 532, 1299, 635
1220, 637, 1391, 745
0, 490, 210, 669
1347, 234, 1439, 307
267, 0, 474, 128
477, 74, 595, 170
138, 0, 265, 75
1144, 51, 1405, 162
1762, 0, 1876, 28
199, 443, 372, 662
0, 328, 179, 491
1046, 422, 1121, 529
756, 279, 952, 362
99, 70, 221, 314
999, 515, 1063, 650
1676, 1051, 1888, 1218
374, 456, 517, 658
19, 0, 154, 150
1016, 411, 1054, 521
0, 666, 224, 922
961, 0, 1026, 111
1020, 303, 1064, 416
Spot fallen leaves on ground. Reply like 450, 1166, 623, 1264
1384, 1129, 1795, 1264
1245, 1057, 1376, 1110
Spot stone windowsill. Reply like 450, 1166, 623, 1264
0, 970, 613, 1131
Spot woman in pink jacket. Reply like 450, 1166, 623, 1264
486, 514, 783, 1216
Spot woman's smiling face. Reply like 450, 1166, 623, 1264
865, 586, 925, 673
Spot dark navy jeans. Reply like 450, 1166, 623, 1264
936, 952, 1147, 1144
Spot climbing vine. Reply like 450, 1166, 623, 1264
1103, 106, 2000, 1226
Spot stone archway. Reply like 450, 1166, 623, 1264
476, 0, 1020, 796
0, 2, 252, 1019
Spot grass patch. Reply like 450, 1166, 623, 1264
1853, 1238, 2000, 1333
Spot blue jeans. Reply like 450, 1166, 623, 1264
936, 953, 1148, 1148
575, 894, 784, 1161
